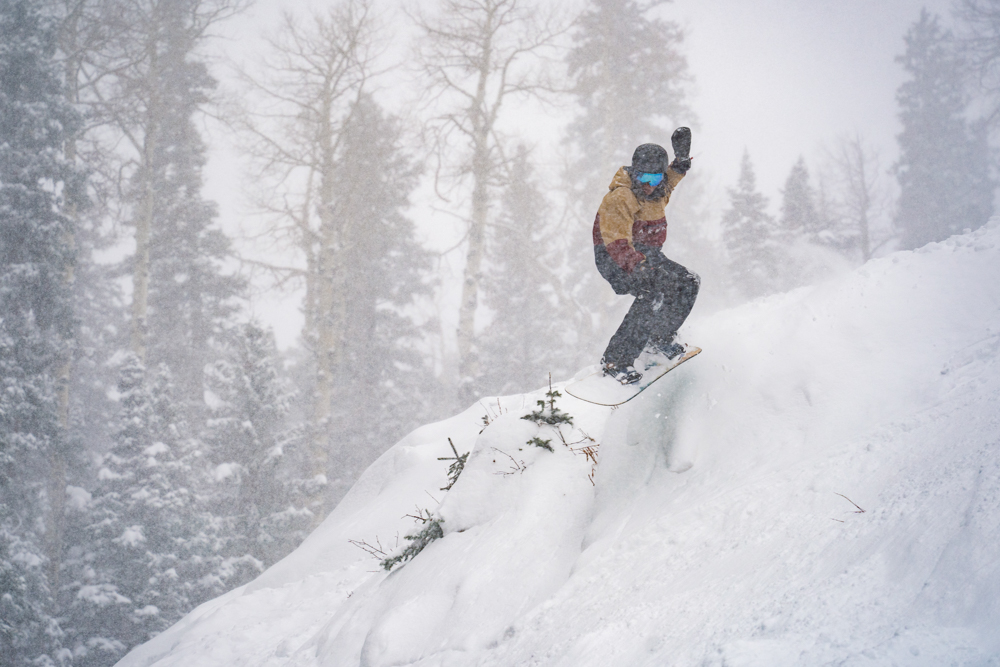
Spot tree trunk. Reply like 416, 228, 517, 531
307, 92, 341, 521
455, 33, 494, 405
456, 140, 489, 403
131, 37, 160, 363
46, 23, 83, 596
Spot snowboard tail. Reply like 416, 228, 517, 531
565, 346, 701, 407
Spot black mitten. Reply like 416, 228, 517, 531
671, 127, 691, 161
671, 127, 692, 173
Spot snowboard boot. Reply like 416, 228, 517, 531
648, 339, 686, 360
602, 358, 642, 385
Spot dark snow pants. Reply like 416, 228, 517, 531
595, 244, 700, 368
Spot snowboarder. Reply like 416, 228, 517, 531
593, 128, 700, 385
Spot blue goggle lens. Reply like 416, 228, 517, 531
638, 172, 664, 187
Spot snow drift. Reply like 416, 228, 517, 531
118, 222, 1000, 666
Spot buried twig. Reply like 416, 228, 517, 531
403, 506, 436, 523
831, 493, 866, 522
835, 493, 866, 514
491, 447, 527, 476
348, 537, 389, 559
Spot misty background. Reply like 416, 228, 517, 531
0, 0, 994, 665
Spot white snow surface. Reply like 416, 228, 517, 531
118, 223, 1000, 666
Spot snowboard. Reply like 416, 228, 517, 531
564, 346, 701, 407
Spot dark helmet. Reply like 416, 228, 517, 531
631, 143, 669, 174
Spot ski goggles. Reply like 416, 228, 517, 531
636, 172, 665, 187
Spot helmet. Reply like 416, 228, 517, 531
631, 143, 669, 174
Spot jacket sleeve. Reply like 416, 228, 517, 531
665, 164, 686, 193
597, 188, 645, 273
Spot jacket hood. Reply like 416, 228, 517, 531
609, 166, 633, 191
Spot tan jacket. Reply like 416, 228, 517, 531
592, 166, 684, 272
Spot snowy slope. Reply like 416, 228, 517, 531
118, 222, 1000, 667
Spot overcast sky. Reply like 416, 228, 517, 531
204, 0, 954, 348
673, 0, 951, 196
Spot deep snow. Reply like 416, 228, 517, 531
118, 222, 1000, 667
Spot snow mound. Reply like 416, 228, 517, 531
118, 222, 1000, 667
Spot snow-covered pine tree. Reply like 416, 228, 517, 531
205, 322, 310, 569
76, 356, 188, 660
773, 157, 818, 290
721, 151, 781, 300
478, 146, 574, 396
59, 6, 249, 653
894, 10, 994, 249
563, 0, 693, 361
0, 0, 83, 662
78, 355, 256, 663
776, 156, 832, 289
774, 156, 860, 291
779, 157, 821, 243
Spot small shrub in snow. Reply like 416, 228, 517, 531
526, 436, 554, 452
381, 510, 444, 571
479, 398, 507, 433
522, 376, 574, 452
522, 380, 574, 428
437, 438, 468, 491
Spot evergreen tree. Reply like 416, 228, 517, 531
0, 0, 83, 662
205, 322, 310, 569
773, 156, 861, 291
776, 157, 821, 289
316, 93, 436, 502
59, 5, 248, 656
721, 152, 781, 299
76, 0, 243, 370
76, 356, 258, 663
138, 1, 243, 410
78, 356, 189, 659
780, 157, 821, 241
894, 10, 994, 249
478, 146, 574, 395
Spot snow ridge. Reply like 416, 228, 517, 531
119, 222, 1000, 667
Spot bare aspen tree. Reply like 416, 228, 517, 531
413, 0, 564, 403
234, 0, 380, 515
830, 133, 890, 262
